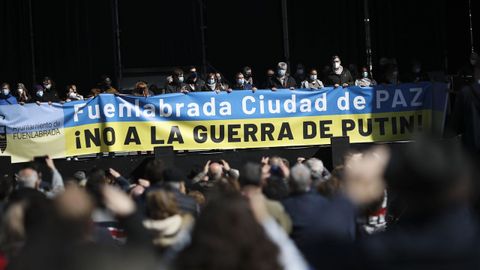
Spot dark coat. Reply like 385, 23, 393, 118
326, 67, 354, 86
266, 76, 297, 89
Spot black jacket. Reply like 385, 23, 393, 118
267, 76, 297, 89
326, 68, 354, 86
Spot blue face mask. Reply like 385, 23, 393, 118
207, 79, 216, 85
36, 90, 44, 97
1, 89, 10, 96
237, 78, 245, 85
278, 69, 286, 76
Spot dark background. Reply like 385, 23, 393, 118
0, 0, 478, 94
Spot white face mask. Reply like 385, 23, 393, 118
363, 72, 369, 78
310, 75, 317, 81
237, 78, 245, 85
207, 79, 216, 85
69, 92, 77, 98
333, 62, 340, 69
277, 69, 286, 77
177, 76, 184, 83
2, 89, 10, 96
45, 84, 52, 89
18, 88, 24, 94
37, 91, 44, 97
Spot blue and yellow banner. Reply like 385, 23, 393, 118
0, 82, 448, 163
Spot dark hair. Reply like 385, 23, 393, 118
173, 68, 184, 77
175, 193, 281, 270
317, 166, 344, 198
239, 163, 262, 187
143, 159, 166, 185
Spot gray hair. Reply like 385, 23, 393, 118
305, 158, 325, 182
17, 168, 39, 189
289, 164, 311, 193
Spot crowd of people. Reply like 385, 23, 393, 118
0, 137, 479, 269
0, 53, 454, 106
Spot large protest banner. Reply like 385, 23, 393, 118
0, 82, 448, 163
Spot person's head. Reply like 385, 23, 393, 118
161, 167, 186, 191
66, 84, 76, 93
189, 66, 197, 74
308, 69, 318, 81
289, 164, 312, 194
173, 68, 185, 83
266, 69, 275, 78
34, 84, 44, 97
146, 190, 179, 220
360, 67, 370, 78
175, 193, 281, 270
1, 83, 10, 96
16, 83, 27, 96
206, 73, 216, 85
242, 66, 252, 78
143, 159, 166, 185
470, 51, 478, 66
235, 72, 245, 86
101, 75, 112, 87
17, 167, 41, 189
385, 138, 472, 218
239, 163, 262, 188
385, 65, 399, 83
305, 158, 325, 183
166, 75, 173, 84
317, 166, 344, 198
214, 72, 223, 83
277, 62, 288, 77
332, 55, 341, 69
208, 162, 224, 181
42, 77, 52, 89
135, 81, 148, 94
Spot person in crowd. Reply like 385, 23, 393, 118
86, 88, 102, 98
175, 193, 307, 270
264, 68, 276, 89
261, 156, 290, 201
191, 160, 239, 197
149, 84, 161, 95
165, 68, 188, 94
41, 76, 60, 101
15, 156, 64, 198
143, 189, 194, 256
242, 66, 254, 86
214, 72, 229, 90
355, 66, 377, 87
325, 55, 354, 88
65, 84, 84, 101
201, 73, 230, 93
267, 62, 297, 90
141, 161, 199, 217
99, 75, 119, 94
382, 64, 401, 84
303, 157, 331, 186
133, 81, 154, 97
354, 139, 480, 269
0, 83, 18, 105
230, 72, 257, 91
14, 83, 31, 104
185, 66, 205, 92
404, 60, 429, 83
293, 63, 306, 87
239, 163, 292, 234
162, 75, 174, 94
300, 69, 324, 90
